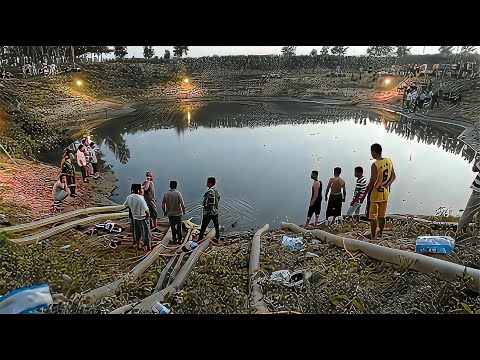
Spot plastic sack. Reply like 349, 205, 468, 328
0, 284, 53, 314
282, 235, 304, 251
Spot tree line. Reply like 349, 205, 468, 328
283, 46, 477, 58
1, 46, 477, 67
0, 46, 191, 66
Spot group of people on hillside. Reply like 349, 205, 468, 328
22, 62, 58, 78
305, 143, 396, 240
402, 81, 440, 113
123, 174, 221, 251
51, 138, 100, 209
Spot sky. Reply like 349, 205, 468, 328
122, 46, 474, 58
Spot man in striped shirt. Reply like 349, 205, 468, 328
457, 157, 480, 232
346, 166, 367, 220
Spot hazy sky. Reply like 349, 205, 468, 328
124, 46, 471, 58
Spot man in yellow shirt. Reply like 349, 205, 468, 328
359, 143, 396, 240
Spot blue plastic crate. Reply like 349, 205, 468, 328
415, 236, 455, 255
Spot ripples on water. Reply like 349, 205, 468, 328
184, 197, 259, 232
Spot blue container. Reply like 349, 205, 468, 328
415, 236, 455, 255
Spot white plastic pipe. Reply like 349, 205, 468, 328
249, 224, 269, 314
3, 205, 126, 234
281, 222, 480, 292
110, 229, 215, 314
10, 212, 129, 245
81, 229, 173, 304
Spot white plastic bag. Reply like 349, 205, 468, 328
282, 235, 304, 251
269, 269, 312, 287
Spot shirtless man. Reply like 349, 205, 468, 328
325, 167, 346, 225
305, 170, 322, 227
359, 143, 396, 240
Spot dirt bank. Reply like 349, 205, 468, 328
0, 159, 117, 226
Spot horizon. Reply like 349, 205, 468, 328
123, 46, 478, 59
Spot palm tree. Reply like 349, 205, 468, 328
173, 46, 189, 58
330, 46, 348, 56
281, 46, 296, 56
143, 46, 155, 59
366, 46, 393, 56
396, 46, 411, 57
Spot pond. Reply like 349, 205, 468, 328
45, 100, 477, 231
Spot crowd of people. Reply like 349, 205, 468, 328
305, 143, 396, 240
52, 137, 100, 210
51, 136, 224, 250
123, 175, 221, 251
401, 80, 440, 113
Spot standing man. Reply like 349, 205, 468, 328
142, 171, 158, 232
325, 167, 346, 225
82, 138, 93, 176
305, 170, 322, 227
198, 177, 221, 243
346, 166, 367, 220
359, 143, 396, 240
410, 88, 418, 113
123, 184, 151, 251
431, 90, 440, 109
76, 144, 90, 182
89, 142, 100, 180
61, 149, 77, 197
161, 180, 186, 244
457, 155, 480, 233
405, 89, 412, 111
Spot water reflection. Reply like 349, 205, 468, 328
94, 101, 475, 164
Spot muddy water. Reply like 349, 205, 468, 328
54, 100, 478, 231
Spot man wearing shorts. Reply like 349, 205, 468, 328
360, 143, 396, 240
325, 167, 346, 225
305, 170, 322, 227
346, 166, 367, 221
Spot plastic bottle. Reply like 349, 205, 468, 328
152, 302, 170, 314
182, 241, 198, 252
